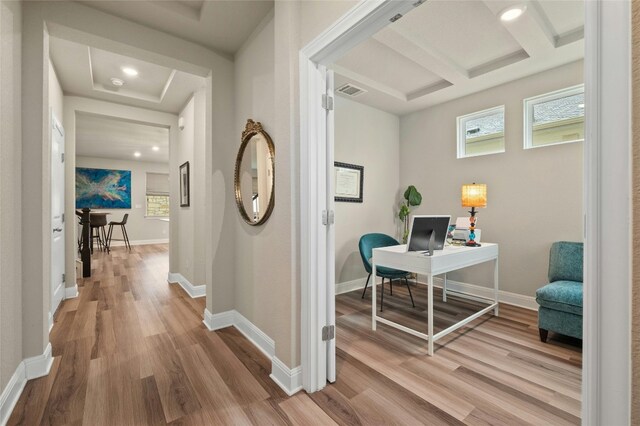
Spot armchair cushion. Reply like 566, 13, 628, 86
536, 280, 583, 316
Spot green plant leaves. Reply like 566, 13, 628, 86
398, 204, 410, 221
404, 185, 422, 207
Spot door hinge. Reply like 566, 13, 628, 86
62, 213, 65, 223
321, 210, 335, 226
322, 325, 335, 341
62, 273, 66, 283
61, 153, 65, 163
322, 94, 334, 111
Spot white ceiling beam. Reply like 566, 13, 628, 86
375, 26, 469, 84
331, 65, 407, 102
481, 0, 556, 57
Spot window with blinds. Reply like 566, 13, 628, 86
146, 172, 169, 217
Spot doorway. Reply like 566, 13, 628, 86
300, 1, 632, 423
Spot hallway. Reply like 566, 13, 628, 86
8, 245, 294, 425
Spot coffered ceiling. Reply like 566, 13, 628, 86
332, 0, 585, 115
50, 36, 207, 113
78, 0, 274, 57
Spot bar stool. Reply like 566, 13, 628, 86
107, 214, 131, 251
89, 213, 109, 253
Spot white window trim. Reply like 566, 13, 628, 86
523, 84, 585, 150
456, 105, 506, 159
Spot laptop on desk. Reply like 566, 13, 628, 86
406, 215, 451, 255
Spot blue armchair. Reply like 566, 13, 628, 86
536, 241, 583, 342
359, 233, 415, 311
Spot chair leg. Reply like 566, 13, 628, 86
405, 277, 415, 308
122, 224, 131, 250
380, 278, 384, 312
101, 226, 110, 253
390, 278, 393, 295
106, 224, 113, 249
361, 274, 371, 299
539, 328, 549, 343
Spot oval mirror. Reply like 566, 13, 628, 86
234, 119, 275, 225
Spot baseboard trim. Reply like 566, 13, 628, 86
424, 277, 537, 311
0, 343, 53, 425
270, 357, 303, 396
336, 276, 368, 295
0, 362, 25, 426
65, 284, 79, 299
203, 309, 301, 396
109, 238, 169, 247
167, 272, 205, 298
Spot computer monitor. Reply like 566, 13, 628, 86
407, 215, 451, 253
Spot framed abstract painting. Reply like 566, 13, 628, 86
76, 167, 132, 209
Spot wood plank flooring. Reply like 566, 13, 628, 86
8, 244, 581, 425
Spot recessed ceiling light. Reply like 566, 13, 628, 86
152, 146, 160, 151
499, 5, 526, 22
122, 67, 138, 77
134, 152, 141, 157
110, 77, 124, 87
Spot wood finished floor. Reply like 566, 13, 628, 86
9, 244, 582, 425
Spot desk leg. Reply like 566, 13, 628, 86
372, 262, 377, 330
428, 274, 434, 356
494, 257, 500, 316
443, 273, 447, 302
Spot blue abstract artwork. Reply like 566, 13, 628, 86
76, 167, 131, 209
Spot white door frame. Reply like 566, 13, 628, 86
299, 0, 632, 423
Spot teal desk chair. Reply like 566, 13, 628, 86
359, 233, 415, 311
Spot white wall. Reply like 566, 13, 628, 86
0, 0, 22, 396
48, 59, 62, 123
400, 61, 584, 297
174, 91, 207, 286
75, 156, 169, 243
334, 96, 400, 286
234, 12, 288, 351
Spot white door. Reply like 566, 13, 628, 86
325, 69, 336, 383
50, 112, 65, 320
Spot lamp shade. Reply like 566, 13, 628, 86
461, 183, 487, 208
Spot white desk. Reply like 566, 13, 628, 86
372, 243, 499, 356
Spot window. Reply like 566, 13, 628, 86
146, 172, 169, 217
457, 105, 505, 158
524, 85, 584, 149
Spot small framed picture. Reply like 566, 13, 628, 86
334, 162, 364, 203
180, 161, 190, 207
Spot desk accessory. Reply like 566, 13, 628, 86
461, 183, 487, 247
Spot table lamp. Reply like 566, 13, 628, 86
461, 183, 487, 247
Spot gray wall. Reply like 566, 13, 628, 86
0, 0, 22, 395
334, 96, 400, 285
399, 60, 584, 297
175, 91, 207, 287
75, 156, 169, 243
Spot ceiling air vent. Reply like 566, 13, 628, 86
337, 83, 367, 98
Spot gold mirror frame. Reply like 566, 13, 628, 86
234, 119, 275, 226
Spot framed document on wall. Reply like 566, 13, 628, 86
180, 161, 190, 207
334, 162, 364, 203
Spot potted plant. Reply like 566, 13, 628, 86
398, 185, 422, 243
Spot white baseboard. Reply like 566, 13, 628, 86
65, 284, 79, 299
203, 308, 301, 396
336, 276, 368, 295
426, 277, 537, 311
0, 362, 25, 426
0, 343, 53, 425
109, 238, 169, 247
270, 357, 303, 396
167, 272, 205, 298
